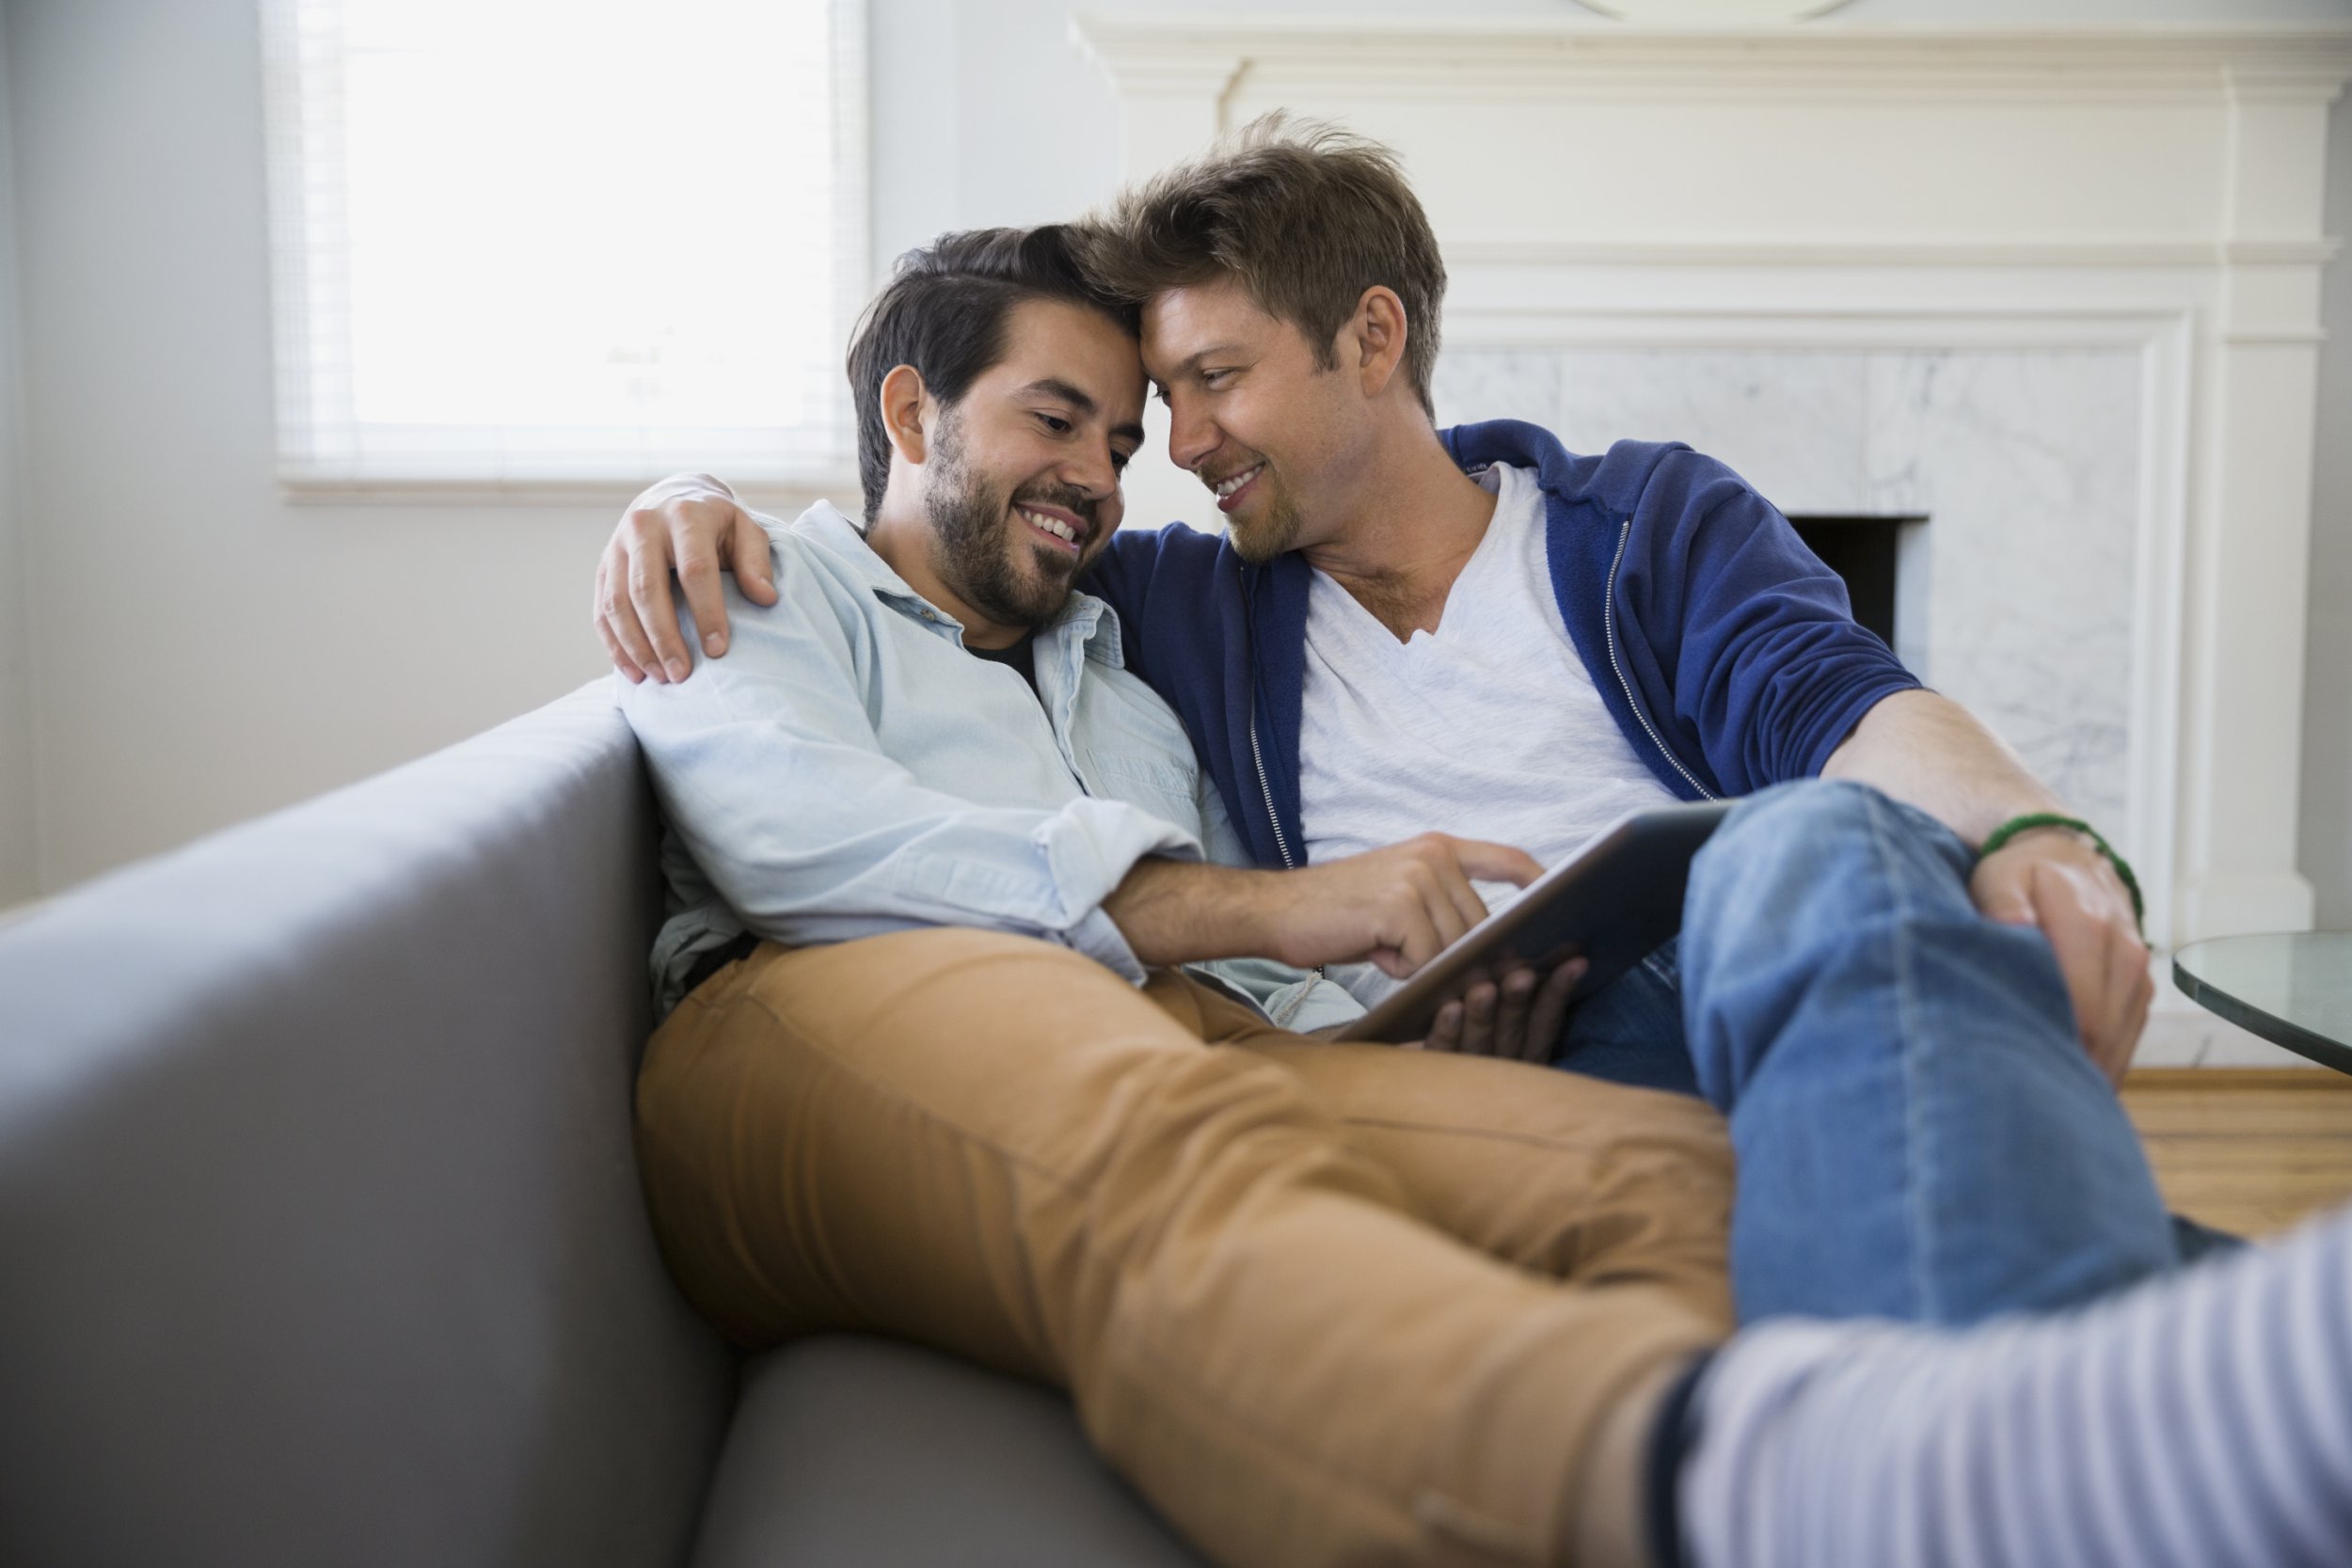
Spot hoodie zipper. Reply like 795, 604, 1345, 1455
1242, 566, 1327, 992
1239, 565, 1299, 869
1602, 515, 1718, 802
1248, 709, 1296, 869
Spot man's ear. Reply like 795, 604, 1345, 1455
1347, 286, 1409, 399
879, 364, 932, 467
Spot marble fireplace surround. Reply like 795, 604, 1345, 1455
1076, 18, 2352, 1058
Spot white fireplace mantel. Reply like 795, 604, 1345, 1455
1074, 15, 2352, 960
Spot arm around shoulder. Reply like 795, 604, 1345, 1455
596, 470, 782, 683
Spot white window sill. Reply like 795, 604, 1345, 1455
277, 472, 860, 514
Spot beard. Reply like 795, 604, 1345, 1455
924, 413, 1097, 630
1225, 475, 1305, 564
1210, 453, 1304, 563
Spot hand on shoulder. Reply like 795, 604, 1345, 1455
595, 475, 778, 684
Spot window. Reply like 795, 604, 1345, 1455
261, 0, 866, 493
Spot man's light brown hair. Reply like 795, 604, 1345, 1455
1079, 115, 1446, 417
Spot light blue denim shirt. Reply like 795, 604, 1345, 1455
619, 501, 1359, 1031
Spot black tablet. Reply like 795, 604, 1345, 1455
1331, 800, 1733, 1045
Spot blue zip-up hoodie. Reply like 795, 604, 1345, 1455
1081, 420, 1922, 871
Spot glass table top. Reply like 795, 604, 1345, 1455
2172, 932, 2352, 1073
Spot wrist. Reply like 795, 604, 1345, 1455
1979, 811, 2144, 935
1979, 811, 2096, 860
1105, 859, 1278, 967
1963, 791, 2067, 852
1992, 821, 2097, 855
1201, 864, 1285, 964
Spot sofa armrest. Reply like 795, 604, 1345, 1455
0, 686, 734, 1568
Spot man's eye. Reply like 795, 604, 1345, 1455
1151, 387, 1170, 406
1200, 370, 1233, 389
1112, 449, 1135, 472
1038, 413, 1073, 434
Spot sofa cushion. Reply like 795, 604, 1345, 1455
693, 1337, 1208, 1568
0, 686, 734, 1567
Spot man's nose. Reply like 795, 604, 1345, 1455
1165, 391, 1216, 474
1063, 435, 1119, 499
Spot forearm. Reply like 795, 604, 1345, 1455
1827, 693, 2151, 1082
1821, 689, 2067, 847
1101, 856, 1280, 968
666, 783, 1199, 979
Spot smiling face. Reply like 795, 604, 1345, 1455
1141, 277, 1371, 563
901, 296, 1146, 637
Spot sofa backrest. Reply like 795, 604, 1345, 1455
0, 686, 735, 1568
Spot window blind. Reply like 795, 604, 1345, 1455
261, 0, 866, 491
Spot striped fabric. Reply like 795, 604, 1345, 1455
1681, 1207, 2352, 1568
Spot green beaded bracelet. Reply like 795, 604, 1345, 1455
1978, 812, 2145, 935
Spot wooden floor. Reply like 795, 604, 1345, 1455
2121, 1069, 2352, 1238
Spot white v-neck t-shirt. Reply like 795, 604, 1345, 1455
1296, 462, 1678, 1006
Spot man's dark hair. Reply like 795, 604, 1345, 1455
1077, 114, 1446, 417
845, 225, 1139, 519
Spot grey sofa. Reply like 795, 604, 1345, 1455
0, 687, 1208, 1568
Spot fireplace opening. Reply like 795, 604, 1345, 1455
1787, 514, 1926, 656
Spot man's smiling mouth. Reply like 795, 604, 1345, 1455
1209, 463, 1264, 514
1017, 503, 1088, 555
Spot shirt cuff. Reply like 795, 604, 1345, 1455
1036, 796, 1202, 984
1061, 906, 1152, 985
634, 472, 736, 506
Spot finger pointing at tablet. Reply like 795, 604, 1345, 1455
1099, 832, 1546, 980
1262, 832, 1542, 978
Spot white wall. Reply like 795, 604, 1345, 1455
8, 0, 624, 891
1, 0, 2345, 894
0, 11, 34, 907
869, 0, 2352, 262
2305, 93, 2352, 929
1845, 0, 2347, 14
1851, 0, 2349, 942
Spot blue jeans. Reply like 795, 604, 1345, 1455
1550, 780, 2181, 1326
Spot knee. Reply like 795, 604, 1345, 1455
1712, 778, 1890, 858
1569, 1124, 1738, 1327
1690, 780, 1867, 924
1692, 780, 1967, 917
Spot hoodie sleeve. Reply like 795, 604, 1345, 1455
1621, 448, 1922, 796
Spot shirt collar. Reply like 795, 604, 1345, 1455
795, 499, 1129, 670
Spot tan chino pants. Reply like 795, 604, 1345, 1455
635, 930, 1737, 1568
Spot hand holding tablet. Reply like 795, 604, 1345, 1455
1417, 952, 1590, 1061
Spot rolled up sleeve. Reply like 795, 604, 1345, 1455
1035, 797, 1203, 980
